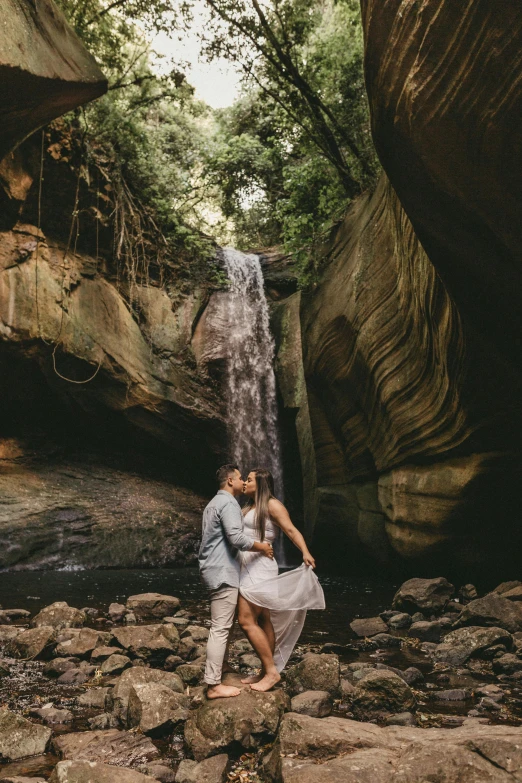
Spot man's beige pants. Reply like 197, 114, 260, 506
204, 585, 239, 686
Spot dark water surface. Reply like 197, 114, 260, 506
0, 566, 398, 646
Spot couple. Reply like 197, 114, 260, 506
199, 463, 325, 699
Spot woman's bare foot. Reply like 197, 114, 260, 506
241, 672, 263, 684
207, 684, 241, 699
250, 671, 281, 692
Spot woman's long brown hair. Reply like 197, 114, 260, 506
245, 467, 275, 541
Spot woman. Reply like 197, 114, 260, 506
238, 467, 324, 692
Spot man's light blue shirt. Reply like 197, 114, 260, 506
198, 490, 255, 591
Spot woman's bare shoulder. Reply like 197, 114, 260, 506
268, 497, 286, 514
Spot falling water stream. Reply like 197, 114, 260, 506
220, 248, 283, 497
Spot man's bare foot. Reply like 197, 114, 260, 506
207, 684, 241, 699
241, 672, 263, 684
250, 671, 281, 692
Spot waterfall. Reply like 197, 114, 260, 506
221, 248, 283, 498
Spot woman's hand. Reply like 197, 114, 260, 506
303, 552, 316, 568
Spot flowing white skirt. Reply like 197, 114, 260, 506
239, 556, 325, 672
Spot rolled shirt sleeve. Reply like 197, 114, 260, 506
221, 500, 255, 551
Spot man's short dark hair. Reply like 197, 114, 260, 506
216, 463, 240, 488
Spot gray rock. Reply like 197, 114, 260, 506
56, 628, 101, 658
432, 626, 512, 665
126, 594, 180, 621
372, 633, 402, 648
88, 713, 120, 729
108, 603, 126, 623
393, 577, 455, 614
0, 660, 10, 678
459, 584, 478, 602
176, 663, 205, 686
1, 609, 31, 621
124, 612, 137, 626
350, 616, 388, 637
164, 655, 183, 670
474, 683, 504, 702
0, 709, 51, 760
127, 683, 190, 735
49, 760, 156, 782
91, 646, 122, 663
352, 670, 416, 718
138, 764, 176, 783
8, 626, 55, 659
30, 706, 74, 724
479, 697, 502, 712
433, 689, 471, 701
457, 593, 522, 633
0, 626, 21, 645
341, 679, 356, 698
411, 612, 425, 623
100, 654, 131, 676
52, 728, 159, 765
290, 690, 333, 718
77, 687, 110, 708
385, 711, 416, 726
109, 666, 184, 723
175, 755, 228, 783
168, 617, 189, 629
0, 778, 47, 783
401, 667, 424, 686
493, 581, 522, 595
388, 613, 411, 630
57, 667, 90, 686
178, 637, 197, 660
181, 625, 209, 642
492, 653, 522, 674
184, 688, 289, 761
408, 620, 441, 642
43, 658, 79, 678
31, 602, 86, 630
285, 653, 340, 696
111, 625, 180, 663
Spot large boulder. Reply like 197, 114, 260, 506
31, 602, 85, 630
352, 670, 415, 718
350, 616, 388, 638
184, 688, 289, 761
56, 629, 102, 658
392, 578, 454, 615
49, 761, 157, 783
290, 691, 333, 718
111, 625, 180, 663
456, 594, 522, 633
175, 755, 229, 783
432, 626, 513, 665
8, 626, 55, 659
0, 709, 52, 760
285, 654, 340, 697
52, 729, 159, 766
125, 594, 180, 621
127, 683, 190, 735
109, 667, 184, 724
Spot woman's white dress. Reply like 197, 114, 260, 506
238, 508, 325, 672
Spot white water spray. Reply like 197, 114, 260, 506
221, 248, 283, 498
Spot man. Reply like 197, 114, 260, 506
199, 464, 274, 698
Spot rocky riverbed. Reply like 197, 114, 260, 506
1, 577, 522, 781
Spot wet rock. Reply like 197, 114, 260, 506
100, 654, 131, 676
77, 688, 110, 708
127, 683, 190, 735
290, 690, 333, 718
30, 705, 74, 724
108, 603, 126, 623
457, 593, 522, 633
57, 668, 90, 686
459, 584, 478, 603
31, 602, 86, 630
388, 613, 411, 630
392, 577, 454, 615
109, 667, 184, 723
53, 729, 159, 765
350, 616, 388, 637
56, 628, 102, 658
285, 654, 340, 696
408, 621, 441, 643
176, 663, 205, 686
8, 626, 55, 659
49, 760, 156, 782
492, 653, 522, 674
126, 594, 180, 621
111, 625, 180, 663
175, 755, 228, 783
88, 713, 120, 730
181, 626, 209, 642
432, 626, 512, 665
91, 647, 122, 663
385, 712, 416, 726
138, 764, 176, 783
433, 689, 471, 701
372, 633, 401, 648
184, 688, 289, 761
401, 667, 424, 686
0, 709, 51, 760
352, 670, 415, 718
43, 657, 80, 678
